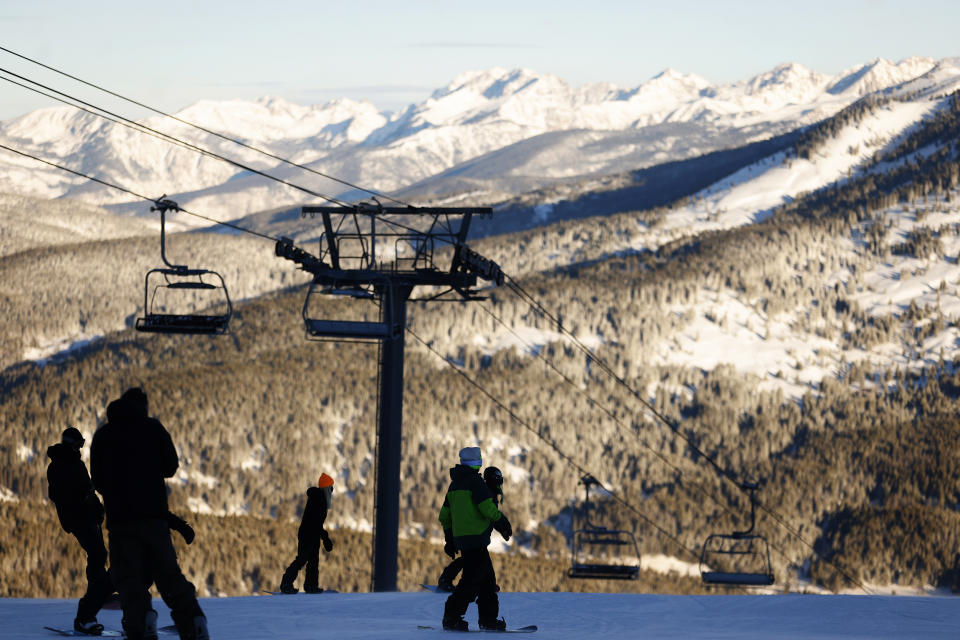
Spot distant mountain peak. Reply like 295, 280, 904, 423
438, 67, 564, 101
828, 56, 937, 95
652, 67, 686, 79
741, 62, 828, 94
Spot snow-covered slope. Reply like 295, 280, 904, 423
0, 57, 950, 222
660, 100, 942, 232
4, 592, 956, 640
460, 87, 960, 402
0, 191, 153, 257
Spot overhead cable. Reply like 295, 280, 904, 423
0, 66, 350, 208
0, 143, 278, 242
476, 302, 739, 522
0, 44, 412, 206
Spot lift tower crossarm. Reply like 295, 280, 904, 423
300, 204, 492, 280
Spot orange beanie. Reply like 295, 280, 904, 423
317, 473, 334, 488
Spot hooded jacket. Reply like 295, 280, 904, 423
298, 486, 330, 542
46, 442, 103, 532
438, 464, 504, 550
90, 397, 178, 529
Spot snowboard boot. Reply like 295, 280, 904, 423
303, 585, 324, 594
171, 612, 209, 640
279, 579, 298, 594
442, 615, 469, 632
191, 615, 210, 640
478, 616, 507, 631
143, 609, 159, 640
74, 617, 105, 635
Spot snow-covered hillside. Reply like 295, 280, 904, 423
460, 88, 960, 402
0, 57, 951, 222
5, 591, 956, 639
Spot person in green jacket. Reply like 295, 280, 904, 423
438, 447, 512, 632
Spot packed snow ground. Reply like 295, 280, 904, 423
5, 591, 958, 639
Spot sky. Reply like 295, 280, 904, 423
1, 0, 959, 121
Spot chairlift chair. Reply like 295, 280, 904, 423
300, 277, 394, 341
699, 482, 774, 587
568, 475, 641, 580
135, 198, 233, 335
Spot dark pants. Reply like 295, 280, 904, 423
282, 537, 321, 590
73, 522, 115, 621
108, 518, 203, 640
444, 547, 498, 621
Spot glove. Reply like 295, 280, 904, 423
168, 512, 195, 544
178, 522, 196, 545
493, 514, 512, 542
443, 529, 457, 559
322, 534, 334, 553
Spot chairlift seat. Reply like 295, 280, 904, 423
135, 204, 233, 336
699, 484, 775, 588
700, 532, 774, 586
568, 476, 641, 581
137, 267, 232, 335
569, 563, 640, 580
302, 279, 396, 341
136, 313, 230, 335
701, 570, 774, 586
305, 318, 389, 339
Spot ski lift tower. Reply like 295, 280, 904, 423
275, 201, 502, 592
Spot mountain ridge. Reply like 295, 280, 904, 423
0, 57, 952, 222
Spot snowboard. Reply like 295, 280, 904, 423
43, 627, 123, 637
262, 589, 339, 595
417, 624, 537, 633
420, 584, 452, 593
45, 624, 178, 637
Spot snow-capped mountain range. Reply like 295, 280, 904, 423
0, 56, 957, 223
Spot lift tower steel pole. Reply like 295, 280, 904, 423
276, 203, 502, 591
371, 281, 410, 592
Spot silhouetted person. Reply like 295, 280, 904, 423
47, 426, 116, 635
439, 447, 512, 631
437, 466, 504, 592
91, 388, 209, 640
279, 473, 335, 594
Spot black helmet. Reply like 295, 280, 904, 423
483, 466, 503, 494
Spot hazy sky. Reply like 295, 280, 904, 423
1, 0, 958, 120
